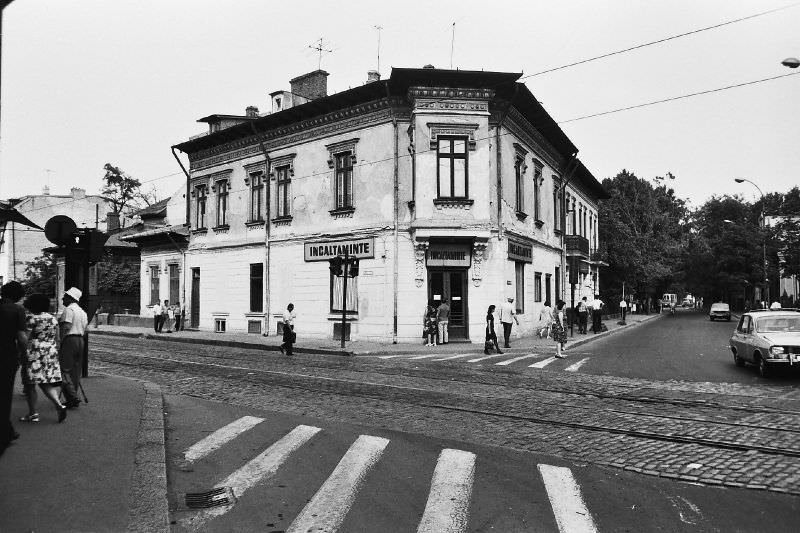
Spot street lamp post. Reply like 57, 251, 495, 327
734, 178, 768, 306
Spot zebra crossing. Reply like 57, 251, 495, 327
372, 351, 593, 371
174, 416, 599, 532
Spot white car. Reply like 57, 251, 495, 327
729, 309, 800, 377
709, 302, 731, 321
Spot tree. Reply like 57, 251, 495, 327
96, 259, 140, 295
598, 170, 689, 304
22, 252, 57, 297
101, 163, 154, 222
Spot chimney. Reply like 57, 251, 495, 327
290, 70, 329, 101
71, 187, 86, 200
42, 185, 50, 195
106, 212, 120, 232
246, 106, 259, 118
366, 70, 381, 83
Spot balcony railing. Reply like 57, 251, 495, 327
564, 234, 590, 257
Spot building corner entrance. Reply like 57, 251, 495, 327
426, 242, 471, 340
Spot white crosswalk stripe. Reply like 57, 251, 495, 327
431, 353, 473, 361
466, 353, 506, 363
529, 356, 558, 368
417, 449, 476, 533
183, 416, 264, 463
538, 464, 598, 532
408, 353, 447, 360
495, 354, 541, 366
287, 435, 390, 533
564, 358, 591, 372
180, 424, 322, 531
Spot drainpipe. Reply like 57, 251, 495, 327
386, 84, 400, 342
171, 146, 192, 317
558, 153, 579, 302
495, 85, 519, 241
250, 122, 272, 334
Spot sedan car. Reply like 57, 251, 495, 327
709, 302, 731, 321
729, 309, 800, 377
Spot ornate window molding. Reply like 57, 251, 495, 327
269, 153, 297, 177
243, 161, 267, 184
427, 123, 478, 150
325, 139, 359, 169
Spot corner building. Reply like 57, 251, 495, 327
173, 67, 608, 343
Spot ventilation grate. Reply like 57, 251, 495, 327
185, 486, 234, 509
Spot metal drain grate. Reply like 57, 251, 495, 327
185, 486, 234, 509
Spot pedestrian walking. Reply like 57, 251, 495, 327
280, 303, 296, 355
19, 293, 67, 424
151, 300, 161, 333
577, 296, 589, 334
499, 297, 519, 348
423, 301, 438, 346
552, 300, 568, 358
436, 298, 450, 345
619, 297, 628, 321
0, 281, 28, 456
165, 305, 175, 333
538, 300, 553, 338
58, 287, 88, 409
484, 305, 502, 354
591, 294, 604, 333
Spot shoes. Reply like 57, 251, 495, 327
66, 399, 80, 409
20, 413, 39, 423
484, 350, 490, 355
555, 354, 564, 359
58, 406, 67, 423
497, 350, 504, 354
504, 344, 511, 348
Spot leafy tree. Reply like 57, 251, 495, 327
101, 163, 154, 222
772, 186, 800, 281
597, 170, 688, 304
96, 259, 140, 295
22, 252, 57, 297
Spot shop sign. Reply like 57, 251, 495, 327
304, 238, 375, 261
508, 239, 532, 263
427, 244, 471, 267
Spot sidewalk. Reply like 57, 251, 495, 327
89, 312, 663, 357
0, 374, 169, 533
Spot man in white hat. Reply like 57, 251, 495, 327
499, 296, 520, 348
59, 287, 88, 408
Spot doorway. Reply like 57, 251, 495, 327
190, 268, 200, 328
428, 269, 468, 339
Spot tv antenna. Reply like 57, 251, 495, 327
308, 37, 333, 70
374, 25, 382, 73
450, 21, 455, 69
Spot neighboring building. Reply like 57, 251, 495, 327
172, 67, 609, 342
120, 190, 189, 319
766, 215, 800, 307
0, 187, 111, 285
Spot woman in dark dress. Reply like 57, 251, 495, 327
424, 301, 438, 346
552, 299, 568, 358
484, 305, 503, 355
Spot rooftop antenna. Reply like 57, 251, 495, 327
308, 37, 333, 70
44, 168, 53, 194
450, 21, 455, 69
374, 25, 382, 73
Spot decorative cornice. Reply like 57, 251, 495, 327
408, 86, 495, 102
427, 122, 479, 150
502, 108, 564, 171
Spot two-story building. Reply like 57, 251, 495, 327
172, 67, 608, 343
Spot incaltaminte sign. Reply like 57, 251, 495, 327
508, 239, 532, 263
426, 244, 471, 267
304, 238, 375, 261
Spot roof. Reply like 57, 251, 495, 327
572, 160, 610, 200
119, 224, 189, 245
132, 198, 170, 218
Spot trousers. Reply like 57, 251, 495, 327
437, 320, 449, 344
60, 335, 84, 404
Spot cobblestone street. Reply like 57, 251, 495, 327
91, 334, 800, 497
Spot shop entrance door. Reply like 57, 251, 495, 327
428, 269, 468, 340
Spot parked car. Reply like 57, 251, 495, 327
709, 302, 731, 321
729, 309, 800, 377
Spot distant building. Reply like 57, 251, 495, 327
0, 187, 111, 286
171, 67, 609, 342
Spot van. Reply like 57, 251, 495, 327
662, 293, 678, 310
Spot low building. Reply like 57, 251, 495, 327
172, 67, 609, 342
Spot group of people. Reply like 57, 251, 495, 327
422, 298, 451, 346
483, 297, 524, 354
2, 282, 88, 457
151, 300, 185, 333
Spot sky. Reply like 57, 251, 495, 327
1, 0, 798, 210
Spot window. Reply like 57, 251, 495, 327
534, 272, 542, 302
215, 318, 226, 333
515, 262, 525, 313
249, 172, 264, 222
216, 180, 229, 227
250, 263, 263, 312
168, 264, 179, 305
546, 272, 553, 305
553, 178, 562, 231
515, 157, 525, 214
533, 161, 543, 221
195, 185, 207, 229
276, 166, 291, 218
335, 152, 353, 209
149, 265, 160, 305
437, 137, 468, 198
331, 273, 358, 313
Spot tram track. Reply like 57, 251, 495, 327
93, 344, 800, 460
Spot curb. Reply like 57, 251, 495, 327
91, 329, 354, 357
127, 381, 170, 533
565, 313, 663, 351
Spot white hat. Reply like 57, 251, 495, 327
64, 287, 82, 301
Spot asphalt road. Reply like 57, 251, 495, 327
573, 308, 800, 386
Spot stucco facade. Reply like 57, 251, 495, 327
173, 68, 608, 343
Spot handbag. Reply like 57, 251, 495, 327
484, 339, 494, 351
